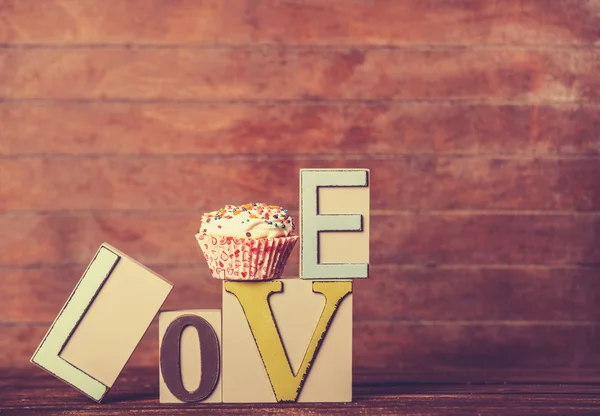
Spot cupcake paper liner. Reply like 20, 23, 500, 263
196, 234, 298, 281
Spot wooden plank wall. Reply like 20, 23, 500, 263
1, 0, 600, 380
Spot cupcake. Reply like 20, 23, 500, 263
195, 203, 298, 281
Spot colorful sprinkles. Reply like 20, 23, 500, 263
199, 202, 295, 235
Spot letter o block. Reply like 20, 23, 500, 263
159, 310, 222, 403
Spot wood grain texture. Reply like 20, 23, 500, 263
3, 265, 600, 324
1, 0, 599, 46
0, 213, 598, 267
1, 48, 599, 101
1, 158, 600, 211
4, 368, 600, 416
2, 103, 599, 156
5, 321, 600, 370
2, 0, 600, 383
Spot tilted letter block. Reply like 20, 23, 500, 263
300, 169, 370, 279
159, 310, 222, 403
222, 279, 352, 403
30, 243, 173, 402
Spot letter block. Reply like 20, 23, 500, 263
300, 169, 370, 279
30, 243, 173, 402
159, 310, 222, 403
222, 279, 352, 403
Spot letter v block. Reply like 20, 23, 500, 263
222, 279, 352, 403
159, 310, 222, 403
30, 243, 173, 402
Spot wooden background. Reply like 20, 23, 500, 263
1, 0, 599, 381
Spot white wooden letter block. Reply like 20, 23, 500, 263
222, 279, 352, 403
159, 310, 222, 404
300, 169, 370, 279
30, 243, 173, 402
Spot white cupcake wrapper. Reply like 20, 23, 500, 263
196, 234, 298, 280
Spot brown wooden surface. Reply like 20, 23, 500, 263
2, 103, 600, 156
1, 0, 600, 388
5, 266, 600, 322
2, 0, 599, 46
3, 367, 600, 415
2, 48, 600, 101
1, 213, 598, 267
2, 158, 600, 210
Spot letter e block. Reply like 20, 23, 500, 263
300, 169, 369, 279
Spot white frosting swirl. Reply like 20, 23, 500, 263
198, 203, 295, 239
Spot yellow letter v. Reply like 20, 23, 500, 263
224, 280, 352, 402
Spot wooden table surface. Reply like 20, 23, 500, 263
2, 367, 600, 415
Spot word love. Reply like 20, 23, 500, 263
31, 169, 370, 404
